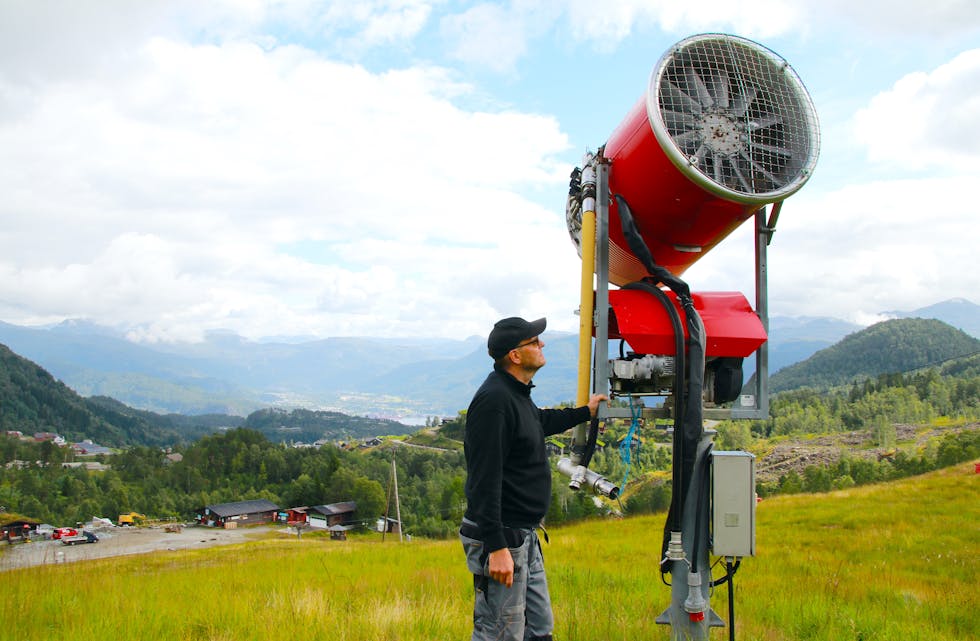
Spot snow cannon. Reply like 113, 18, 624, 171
570, 32, 820, 285
563, 34, 820, 641
567, 33, 820, 411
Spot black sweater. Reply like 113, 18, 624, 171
463, 365, 590, 552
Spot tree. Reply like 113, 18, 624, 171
872, 416, 896, 449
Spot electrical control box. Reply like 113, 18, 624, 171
711, 450, 756, 557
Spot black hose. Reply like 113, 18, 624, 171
614, 194, 708, 577
690, 442, 714, 582
580, 416, 600, 468
622, 280, 686, 533
709, 556, 741, 641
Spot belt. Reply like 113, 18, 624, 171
460, 521, 533, 548
460, 521, 481, 539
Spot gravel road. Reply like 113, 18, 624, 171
0, 524, 274, 571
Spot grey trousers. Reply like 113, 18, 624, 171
460, 526, 554, 641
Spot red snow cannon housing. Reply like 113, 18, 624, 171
589, 33, 820, 359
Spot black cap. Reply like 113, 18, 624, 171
488, 317, 546, 359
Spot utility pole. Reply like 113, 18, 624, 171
383, 458, 403, 542
392, 458, 403, 542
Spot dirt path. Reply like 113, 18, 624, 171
0, 524, 276, 572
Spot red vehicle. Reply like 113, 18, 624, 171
51, 527, 78, 540
61, 531, 99, 546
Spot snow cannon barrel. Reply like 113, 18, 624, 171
577, 33, 820, 285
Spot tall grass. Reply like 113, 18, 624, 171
3, 463, 977, 640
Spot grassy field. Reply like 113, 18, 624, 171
2, 463, 977, 641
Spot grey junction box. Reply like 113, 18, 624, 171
711, 450, 756, 557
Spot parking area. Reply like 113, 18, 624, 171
0, 524, 274, 571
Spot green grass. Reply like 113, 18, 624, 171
2, 463, 977, 640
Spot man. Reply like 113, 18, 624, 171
460, 316, 606, 641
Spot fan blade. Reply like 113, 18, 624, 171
731, 86, 758, 117
684, 66, 714, 108
731, 156, 753, 192
662, 81, 703, 115
710, 69, 730, 109
753, 142, 794, 158
662, 109, 698, 133
746, 154, 780, 186
749, 114, 781, 131
672, 130, 701, 153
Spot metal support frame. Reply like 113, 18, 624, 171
582, 155, 776, 641
592, 159, 611, 400
591, 159, 771, 423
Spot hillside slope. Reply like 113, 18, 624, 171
0, 343, 134, 446
770, 318, 980, 392
1, 464, 975, 641
0, 343, 212, 446
1, 344, 414, 447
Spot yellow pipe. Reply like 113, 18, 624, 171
576, 208, 597, 407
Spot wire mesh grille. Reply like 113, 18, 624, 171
655, 35, 819, 199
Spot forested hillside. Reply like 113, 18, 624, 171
242, 407, 413, 443
3, 358, 978, 537
770, 318, 979, 392
1, 344, 145, 446
2, 322, 979, 538
0, 344, 415, 449
0, 344, 232, 446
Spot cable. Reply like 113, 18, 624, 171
709, 557, 741, 587
727, 558, 736, 641
618, 395, 642, 488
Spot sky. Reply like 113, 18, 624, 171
1, 0, 978, 344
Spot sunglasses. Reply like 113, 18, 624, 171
514, 337, 541, 350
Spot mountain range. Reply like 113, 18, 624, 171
0, 298, 975, 420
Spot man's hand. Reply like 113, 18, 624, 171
587, 393, 608, 418
488, 547, 514, 587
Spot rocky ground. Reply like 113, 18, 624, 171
0, 523, 278, 571
754, 422, 976, 483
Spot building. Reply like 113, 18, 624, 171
307, 502, 357, 530
33, 432, 66, 446
282, 506, 309, 524
376, 516, 402, 535
72, 440, 113, 456
198, 499, 280, 528
1, 516, 39, 543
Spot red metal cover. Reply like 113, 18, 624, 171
603, 98, 763, 285
608, 289, 766, 357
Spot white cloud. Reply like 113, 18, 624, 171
762, 177, 977, 324
0, 22, 579, 342
678, 128, 979, 325
560, 0, 804, 46
440, 4, 529, 71
815, 0, 980, 39
854, 49, 980, 172
435, 0, 979, 74
1, 1, 976, 346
